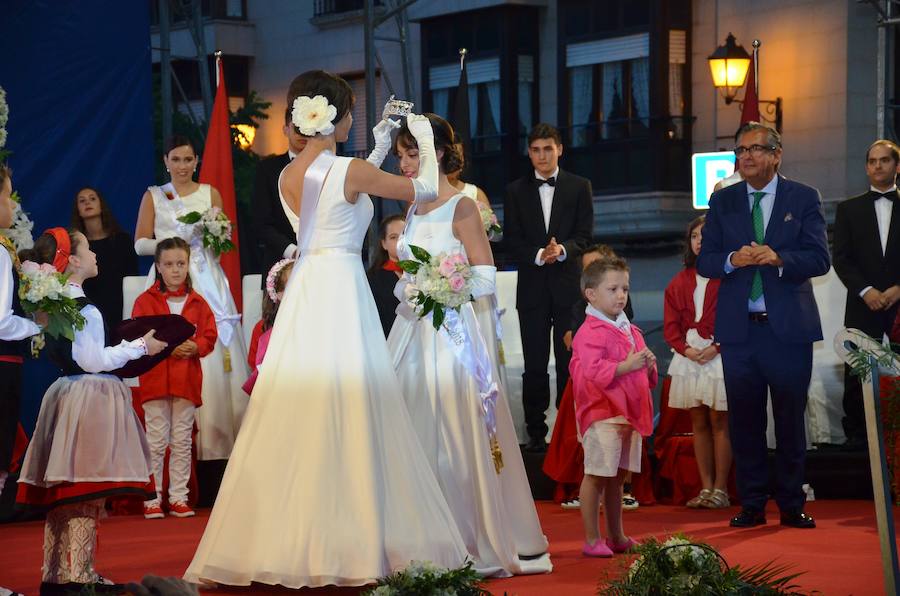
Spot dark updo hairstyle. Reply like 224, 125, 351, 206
153, 236, 193, 293
394, 113, 463, 175
683, 215, 706, 268
368, 213, 406, 273
71, 186, 124, 236
19, 228, 83, 270
286, 70, 354, 137
164, 134, 197, 157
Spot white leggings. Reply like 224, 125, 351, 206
143, 397, 195, 505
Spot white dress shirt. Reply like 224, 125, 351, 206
67, 283, 147, 373
859, 185, 896, 299
0, 249, 41, 342
533, 167, 568, 266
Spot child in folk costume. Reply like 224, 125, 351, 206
663, 216, 730, 508
0, 165, 44, 498
133, 237, 217, 519
16, 228, 167, 594
244, 258, 294, 396
569, 257, 657, 558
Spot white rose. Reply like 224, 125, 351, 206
292, 95, 337, 136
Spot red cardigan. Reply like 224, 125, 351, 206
663, 267, 720, 356
132, 285, 217, 406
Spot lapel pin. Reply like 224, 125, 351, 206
784, 212, 793, 222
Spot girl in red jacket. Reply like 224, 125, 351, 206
663, 216, 730, 509
133, 237, 217, 519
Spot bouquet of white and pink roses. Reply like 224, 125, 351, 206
398, 245, 474, 330
478, 202, 501, 238
18, 261, 85, 344
0, 191, 35, 252
177, 206, 235, 257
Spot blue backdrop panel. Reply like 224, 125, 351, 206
0, 1, 154, 433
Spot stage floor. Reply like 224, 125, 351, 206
1, 500, 896, 595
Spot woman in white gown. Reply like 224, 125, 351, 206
184, 71, 468, 588
388, 114, 552, 577
134, 136, 249, 461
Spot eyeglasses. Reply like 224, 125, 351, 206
733, 144, 777, 157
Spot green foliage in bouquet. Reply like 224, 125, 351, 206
603, 535, 811, 595
363, 560, 490, 596
176, 209, 235, 257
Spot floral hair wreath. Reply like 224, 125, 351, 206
265, 258, 295, 303
291, 95, 338, 136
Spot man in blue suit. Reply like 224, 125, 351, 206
697, 122, 830, 529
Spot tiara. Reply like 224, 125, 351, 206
265, 258, 295, 303
382, 95, 414, 120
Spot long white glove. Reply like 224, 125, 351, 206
470, 265, 497, 299
134, 237, 159, 256
366, 118, 401, 168
406, 114, 439, 204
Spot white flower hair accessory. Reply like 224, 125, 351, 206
265, 258, 295, 303
291, 95, 337, 136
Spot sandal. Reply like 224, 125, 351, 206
686, 488, 712, 508
701, 488, 731, 509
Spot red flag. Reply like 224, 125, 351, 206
740, 55, 760, 125
200, 57, 242, 311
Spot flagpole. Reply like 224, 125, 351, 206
459, 47, 467, 71
214, 49, 222, 86
752, 40, 760, 98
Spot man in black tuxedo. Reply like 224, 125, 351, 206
832, 139, 900, 449
503, 123, 594, 452
253, 107, 306, 285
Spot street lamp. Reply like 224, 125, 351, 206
707, 33, 751, 104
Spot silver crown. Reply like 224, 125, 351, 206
382, 95, 414, 120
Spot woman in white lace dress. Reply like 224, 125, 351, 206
388, 114, 552, 577
134, 137, 248, 461
184, 71, 468, 589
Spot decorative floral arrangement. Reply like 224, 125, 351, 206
176, 206, 235, 257
363, 560, 489, 596
0, 85, 8, 160
477, 202, 501, 238
265, 258, 294, 303
605, 534, 808, 595
0, 191, 34, 251
18, 261, 86, 349
291, 94, 337, 136
398, 245, 474, 330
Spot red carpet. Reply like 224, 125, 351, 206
1, 500, 896, 595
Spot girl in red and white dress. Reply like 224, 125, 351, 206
663, 215, 731, 509
244, 258, 294, 395
16, 228, 166, 594
132, 237, 217, 519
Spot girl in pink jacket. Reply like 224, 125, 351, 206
569, 257, 657, 558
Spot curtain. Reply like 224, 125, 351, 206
569, 65, 593, 147
469, 84, 479, 138
518, 81, 532, 151
668, 62, 684, 139
602, 61, 624, 139
432, 88, 449, 119
631, 57, 650, 128
486, 80, 501, 133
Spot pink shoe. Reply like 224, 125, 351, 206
582, 539, 614, 557
605, 536, 639, 554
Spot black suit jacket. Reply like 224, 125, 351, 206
253, 152, 295, 284
832, 190, 900, 337
503, 169, 594, 309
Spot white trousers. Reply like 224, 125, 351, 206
143, 397, 195, 505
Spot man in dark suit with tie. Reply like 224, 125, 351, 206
252, 107, 306, 285
832, 140, 900, 449
697, 122, 830, 529
503, 123, 594, 452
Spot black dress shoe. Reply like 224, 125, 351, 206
729, 508, 766, 528
780, 510, 816, 528
40, 581, 125, 595
523, 436, 548, 453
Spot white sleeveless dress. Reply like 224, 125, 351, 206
184, 155, 468, 588
146, 183, 249, 460
387, 194, 552, 577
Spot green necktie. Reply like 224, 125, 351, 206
749, 191, 766, 301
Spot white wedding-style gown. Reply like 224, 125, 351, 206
387, 194, 552, 577
184, 153, 468, 588
145, 183, 249, 460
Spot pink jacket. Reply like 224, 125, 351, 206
569, 314, 658, 437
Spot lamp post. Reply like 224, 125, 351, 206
708, 35, 783, 132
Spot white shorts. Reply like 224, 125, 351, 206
581, 421, 642, 477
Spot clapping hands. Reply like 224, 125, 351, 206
541, 237, 563, 264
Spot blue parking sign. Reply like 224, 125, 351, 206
691, 151, 736, 209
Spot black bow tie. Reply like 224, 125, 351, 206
536, 176, 556, 187
870, 189, 897, 202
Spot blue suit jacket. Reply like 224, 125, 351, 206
696, 176, 831, 344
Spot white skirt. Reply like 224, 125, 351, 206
20, 374, 152, 485
667, 329, 727, 411
581, 421, 642, 477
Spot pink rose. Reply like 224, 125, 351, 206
449, 253, 467, 267
39, 263, 57, 275
449, 273, 465, 292
20, 261, 39, 275
438, 258, 456, 277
